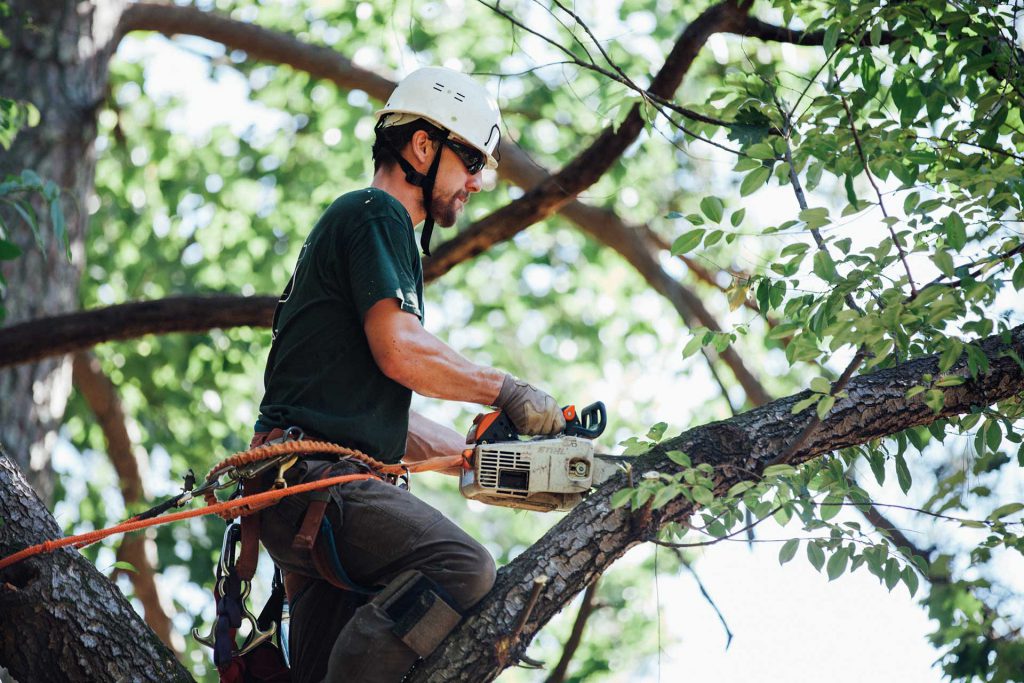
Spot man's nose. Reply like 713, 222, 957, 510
466, 171, 483, 193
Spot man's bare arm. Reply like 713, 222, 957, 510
406, 410, 466, 476
364, 298, 505, 404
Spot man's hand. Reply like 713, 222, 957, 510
494, 374, 566, 435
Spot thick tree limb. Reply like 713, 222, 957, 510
0, 295, 276, 368
406, 324, 1024, 682
71, 351, 176, 651
116, 2, 394, 96
0, 452, 189, 682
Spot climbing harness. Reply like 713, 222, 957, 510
0, 428, 467, 682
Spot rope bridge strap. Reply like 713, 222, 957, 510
0, 442, 466, 572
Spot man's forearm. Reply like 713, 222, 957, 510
406, 410, 466, 476
366, 299, 505, 404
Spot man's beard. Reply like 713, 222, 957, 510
430, 188, 469, 227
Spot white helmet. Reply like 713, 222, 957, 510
375, 67, 501, 169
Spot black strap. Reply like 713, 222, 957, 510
256, 566, 286, 633
418, 129, 448, 257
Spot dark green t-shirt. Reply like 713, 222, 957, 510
258, 188, 423, 463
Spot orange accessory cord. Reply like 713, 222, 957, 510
0, 440, 465, 572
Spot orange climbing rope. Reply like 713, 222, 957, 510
0, 440, 467, 572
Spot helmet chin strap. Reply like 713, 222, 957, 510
378, 126, 450, 256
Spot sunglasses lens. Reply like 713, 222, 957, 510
448, 140, 485, 174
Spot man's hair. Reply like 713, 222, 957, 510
372, 118, 446, 172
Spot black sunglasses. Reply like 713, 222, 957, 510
444, 138, 486, 175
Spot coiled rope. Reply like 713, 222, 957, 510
0, 441, 466, 572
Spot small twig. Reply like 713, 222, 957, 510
771, 92, 867, 316
840, 94, 916, 297
514, 575, 548, 636
494, 575, 549, 669
676, 556, 734, 649
648, 505, 781, 548
766, 347, 868, 467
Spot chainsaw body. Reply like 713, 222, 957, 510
459, 402, 615, 512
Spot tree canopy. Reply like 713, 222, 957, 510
1, 0, 1023, 681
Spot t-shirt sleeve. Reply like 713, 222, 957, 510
342, 213, 422, 320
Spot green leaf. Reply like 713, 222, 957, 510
988, 503, 1024, 520
924, 389, 945, 413
902, 567, 919, 597
611, 488, 635, 509
791, 394, 820, 414
826, 546, 849, 581
807, 541, 826, 571
816, 395, 836, 420
651, 485, 680, 510
938, 339, 963, 373
727, 481, 755, 498
870, 23, 882, 46
730, 207, 746, 227
671, 229, 704, 255
682, 334, 705, 358
666, 450, 691, 468
812, 250, 839, 282
823, 23, 839, 54
931, 250, 955, 277
884, 559, 901, 590
646, 422, 668, 442
691, 485, 714, 506
778, 538, 799, 565
799, 207, 831, 229
820, 492, 844, 521
944, 212, 967, 250
112, 560, 137, 574
739, 166, 771, 196
894, 452, 912, 494
699, 196, 725, 223
809, 377, 831, 394
763, 464, 796, 478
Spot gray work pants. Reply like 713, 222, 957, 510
259, 459, 496, 683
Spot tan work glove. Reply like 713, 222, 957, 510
494, 374, 566, 436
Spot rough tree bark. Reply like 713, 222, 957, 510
0, 0, 124, 502
2, 324, 1021, 681
0, 451, 189, 682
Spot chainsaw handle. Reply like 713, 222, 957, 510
563, 401, 607, 439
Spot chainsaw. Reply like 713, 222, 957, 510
459, 401, 624, 512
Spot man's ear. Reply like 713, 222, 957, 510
408, 130, 438, 169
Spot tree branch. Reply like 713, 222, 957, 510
0, 295, 276, 368
736, 16, 895, 46
543, 577, 601, 683
71, 351, 177, 651
406, 323, 1024, 682
422, 0, 754, 280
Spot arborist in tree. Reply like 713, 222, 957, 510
252, 67, 566, 682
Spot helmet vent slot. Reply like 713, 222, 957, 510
432, 82, 444, 92
453, 91, 465, 102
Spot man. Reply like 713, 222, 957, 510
253, 67, 566, 683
